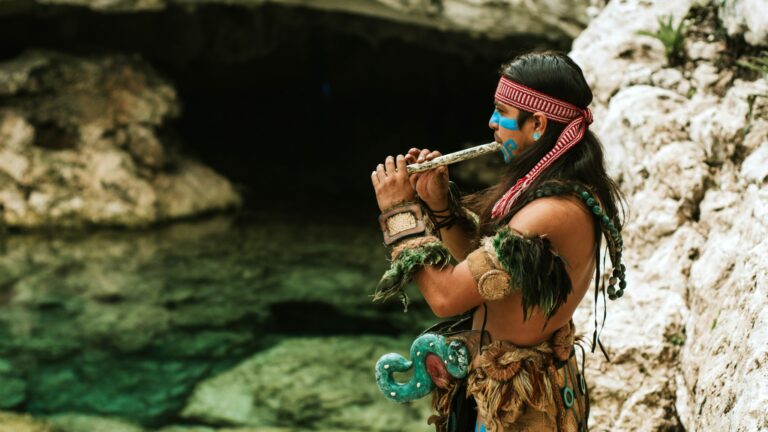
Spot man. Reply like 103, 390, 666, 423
371, 51, 626, 431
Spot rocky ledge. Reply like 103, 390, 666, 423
0, 51, 241, 228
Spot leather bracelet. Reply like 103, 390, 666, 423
378, 202, 427, 246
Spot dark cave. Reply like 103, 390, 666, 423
0, 3, 569, 215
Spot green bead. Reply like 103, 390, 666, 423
619, 280, 627, 289
620, 264, 626, 272
592, 206, 602, 215
608, 294, 617, 301
580, 191, 589, 200
602, 215, 610, 224
607, 285, 616, 295
586, 198, 596, 206
612, 269, 621, 277
609, 277, 618, 285
616, 289, 624, 298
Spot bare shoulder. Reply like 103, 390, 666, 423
507, 195, 595, 247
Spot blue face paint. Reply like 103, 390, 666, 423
489, 109, 519, 131
501, 139, 518, 163
490, 108, 520, 163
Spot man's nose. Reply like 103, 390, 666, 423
489, 110, 500, 129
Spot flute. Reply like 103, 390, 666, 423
406, 142, 502, 174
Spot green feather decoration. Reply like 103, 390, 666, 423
374, 241, 452, 312
491, 228, 572, 320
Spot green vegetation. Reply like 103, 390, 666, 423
737, 52, 768, 79
637, 15, 688, 66
667, 332, 686, 347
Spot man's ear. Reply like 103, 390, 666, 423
532, 112, 548, 135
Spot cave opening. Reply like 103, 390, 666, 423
0, 3, 569, 218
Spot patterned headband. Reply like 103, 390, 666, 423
491, 76, 593, 219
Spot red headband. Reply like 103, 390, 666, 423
491, 76, 593, 219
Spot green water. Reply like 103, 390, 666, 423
0, 212, 436, 430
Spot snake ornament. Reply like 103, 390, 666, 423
375, 333, 469, 403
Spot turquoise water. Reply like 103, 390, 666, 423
0, 212, 436, 429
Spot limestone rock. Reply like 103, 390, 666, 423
741, 141, 768, 183
570, 0, 768, 430
570, 0, 692, 106
719, 0, 768, 45
181, 335, 433, 431
0, 51, 241, 228
0, 0, 593, 42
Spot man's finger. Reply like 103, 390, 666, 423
409, 172, 420, 189
426, 150, 442, 160
376, 163, 386, 179
418, 149, 430, 162
371, 170, 380, 187
396, 154, 407, 175
384, 155, 396, 174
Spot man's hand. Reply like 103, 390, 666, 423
371, 154, 416, 212
404, 148, 449, 211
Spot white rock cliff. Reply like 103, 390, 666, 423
571, 0, 768, 430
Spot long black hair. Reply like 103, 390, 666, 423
466, 51, 626, 235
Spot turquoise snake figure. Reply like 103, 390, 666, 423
375, 333, 469, 403
370, 51, 628, 432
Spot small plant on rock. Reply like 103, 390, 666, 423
637, 15, 688, 66
737, 52, 768, 80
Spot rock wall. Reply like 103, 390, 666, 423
0, 0, 595, 41
570, 0, 768, 430
0, 51, 241, 228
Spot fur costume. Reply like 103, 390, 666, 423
429, 323, 589, 432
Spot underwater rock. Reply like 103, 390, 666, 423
0, 51, 241, 228
48, 413, 145, 432
181, 335, 433, 431
0, 215, 435, 424
0, 412, 55, 432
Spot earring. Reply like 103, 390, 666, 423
533, 132, 540, 141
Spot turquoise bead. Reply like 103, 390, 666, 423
592, 206, 602, 215
616, 289, 624, 298
619, 280, 627, 289
562, 387, 575, 408
586, 198, 596, 206
607, 285, 616, 295
608, 294, 617, 301
580, 191, 589, 200
602, 215, 610, 224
